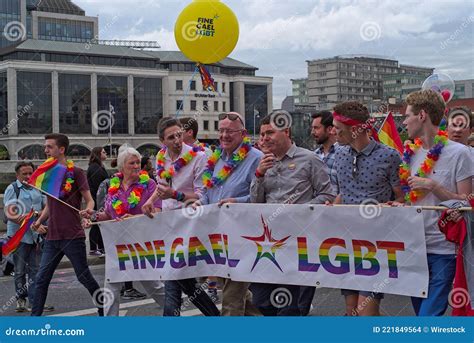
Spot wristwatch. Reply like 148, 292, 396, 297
91, 211, 97, 222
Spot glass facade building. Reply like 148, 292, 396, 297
38, 17, 93, 42
134, 77, 162, 135
97, 75, 128, 135
59, 73, 91, 134
17, 71, 52, 135
244, 84, 268, 135
0, 0, 22, 48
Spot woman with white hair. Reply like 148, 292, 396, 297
82, 146, 163, 316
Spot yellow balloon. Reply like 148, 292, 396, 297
174, 0, 239, 64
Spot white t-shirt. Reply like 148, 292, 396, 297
411, 140, 473, 254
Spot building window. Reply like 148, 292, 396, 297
214, 101, 219, 112
17, 71, 52, 135
222, 102, 226, 112
97, 75, 128, 134
176, 80, 183, 91
190, 80, 196, 91
176, 100, 183, 111
191, 100, 197, 111
59, 74, 91, 134
0, 73, 7, 135
222, 83, 226, 93
203, 101, 209, 111
134, 77, 163, 134
214, 82, 218, 92
203, 120, 209, 131
214, 120, 219, 131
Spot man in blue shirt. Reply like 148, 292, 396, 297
199, 112, 263, 316
3, 162, 53, 313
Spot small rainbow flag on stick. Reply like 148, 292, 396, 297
1, 209, 36, 256
28, 158, 66, 198
378, 112, 404, 155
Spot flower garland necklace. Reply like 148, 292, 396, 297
156, 145, 203, 181
202, 136, 252, 189
59, 160, 75, 199
108, 171, 150, 216
399, 129, 448, 203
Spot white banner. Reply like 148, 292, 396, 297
99, 204, 429, 298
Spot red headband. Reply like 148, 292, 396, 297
333, 112, 379, 142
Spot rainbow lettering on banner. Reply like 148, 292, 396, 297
209, 234, 227, 265
133, 241, 165, 269
28, 158, 67, 197
188, 237, 214, 266
223, 234, 240, 268
170, 238, 186, 269
319, 238, 350, 275
117, 245, 130, 271
353, 240, 380, 276
297, 237, 319, 272
376, 241, 405, 278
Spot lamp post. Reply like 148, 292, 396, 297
253, 107, 260, 141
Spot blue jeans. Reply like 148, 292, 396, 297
164, 278, 220, 316
13, 242, 41, 305
411, 253, 456, 316
31, 238, 103, 316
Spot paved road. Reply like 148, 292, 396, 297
0, 264, 419, 317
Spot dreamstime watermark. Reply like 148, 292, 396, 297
351, 278, 390, 315
270, 110, 293, 130
92, 287, 115, 309
4, 324, 85, 337
439, 193, 473, 228
173, 281, 209, 316
359, 198, 382, 219
270, 287, 293, 308
92, 110, 115, 131
85, 15, 119, 49
359, 21, 381, 42
266, 192, 300, 223
3, 21, 26, 42
181, 21, 202, 42
448, 287, 471, 309
3, 198, 28, 224
0, 102, 34, 136
0, 278, 33, 314
440, 15, 474, 50
181, 199, 204, 220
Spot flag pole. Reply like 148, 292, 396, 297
377, 111, 390, 135
24, 182, 80, 212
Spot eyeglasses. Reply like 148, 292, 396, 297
218, 112, 244, 125
218, 129, 244, 135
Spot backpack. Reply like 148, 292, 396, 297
3, 182, 22, 224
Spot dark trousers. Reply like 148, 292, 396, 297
31, 238, 103, 316
250, 283, 301, 316
163, 278, 220, 316
89, 224, 104, 251
298, 286, 316, 316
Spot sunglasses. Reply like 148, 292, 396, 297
218, 112, 244, 125
352, 155, 359, 179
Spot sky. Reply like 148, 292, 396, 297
75, 0, 474, 108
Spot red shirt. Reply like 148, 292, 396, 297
46, 166, 89, 240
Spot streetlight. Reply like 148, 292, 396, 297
253, 107, 260, 141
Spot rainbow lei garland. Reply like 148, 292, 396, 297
156, 145, 204, 181
202, 136, 252, 189
59, 160, 74, 199
108, 171, 150, 216
399, 129, 448, 203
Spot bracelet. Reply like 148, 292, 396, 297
255, 170, 265, 178
176, 191, 185, 202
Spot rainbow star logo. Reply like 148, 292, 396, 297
242, 216, 290, 272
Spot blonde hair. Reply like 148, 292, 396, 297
406, 90, 446, 126
117, 147, 141, 171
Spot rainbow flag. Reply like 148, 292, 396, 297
28, 158, 66, 197
1, 209, 35, 256
378, 112, 404, 155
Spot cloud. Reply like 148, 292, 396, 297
74, 0, 474, 108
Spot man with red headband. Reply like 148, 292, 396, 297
332, 101, 404, 316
